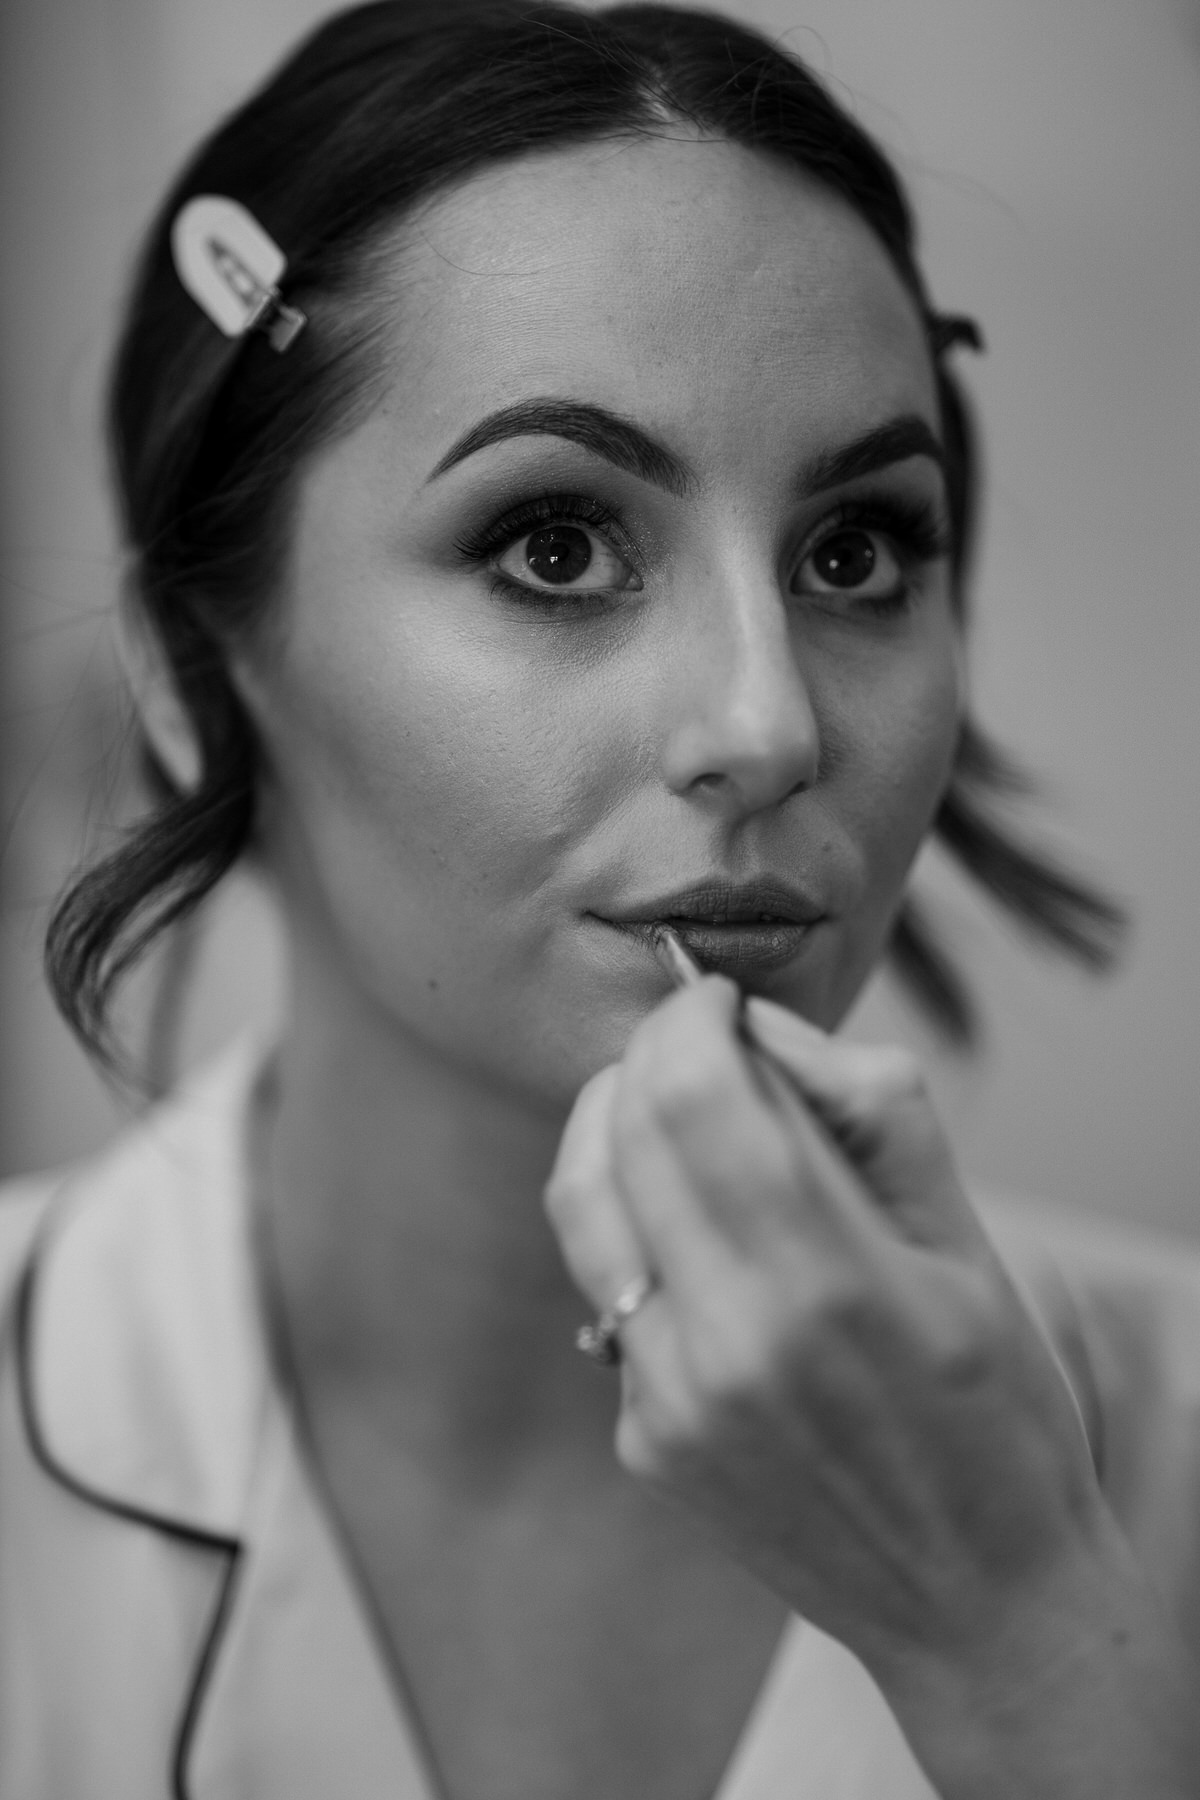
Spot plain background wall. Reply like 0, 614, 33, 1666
2, 0, 1198, 1235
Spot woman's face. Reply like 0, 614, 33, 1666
237, 133, 962, 1112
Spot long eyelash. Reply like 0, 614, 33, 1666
815, 492, 952, 564
453, 493, 622, 564
801, 492, 953, 618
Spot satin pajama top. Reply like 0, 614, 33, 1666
2, 1042, 1199, 1800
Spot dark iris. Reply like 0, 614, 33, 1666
813, 529, 876, 588
525, 525, 593, 585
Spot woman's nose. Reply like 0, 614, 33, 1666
659, 567, 820, 815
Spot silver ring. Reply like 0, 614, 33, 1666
575, 1275, 656, 1367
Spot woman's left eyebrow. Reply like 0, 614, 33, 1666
424, 399, 944, 495
798, 416, 946, 493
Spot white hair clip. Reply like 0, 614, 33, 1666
170, 194, 306, 352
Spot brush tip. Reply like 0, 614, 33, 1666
651, 924, 705, 989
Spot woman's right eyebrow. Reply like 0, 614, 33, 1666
425, 398, 694, 496
424, 398, 945, 497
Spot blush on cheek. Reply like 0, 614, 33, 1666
875, 664, 961, 870
257, 607, 630, 977
809, 654, 960, 1024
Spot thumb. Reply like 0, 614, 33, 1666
745, 999, 988, 1256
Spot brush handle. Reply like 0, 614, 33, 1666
651, 926, 803, 1111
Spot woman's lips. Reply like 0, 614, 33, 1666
605, 917, 816, 974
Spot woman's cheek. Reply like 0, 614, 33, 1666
814, 638, 961, 1022
846, 611, 961, 835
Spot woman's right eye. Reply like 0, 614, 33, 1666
494, 523, 640, 593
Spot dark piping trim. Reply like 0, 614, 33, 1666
15, 1224, 245, 1800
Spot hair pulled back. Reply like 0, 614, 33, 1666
46, 0, 1124, 1072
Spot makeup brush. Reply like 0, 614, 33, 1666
650, 922, 708, 991
650, 922, 808, 1113
651, 921, 831, 1144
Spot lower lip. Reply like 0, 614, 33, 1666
604, 918, 818, 975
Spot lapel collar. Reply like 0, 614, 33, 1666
18, 1039, 437, 1800
187, 1394, 440, 1800
22, 1039, 270, 1536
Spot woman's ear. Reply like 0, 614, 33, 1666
116, 586, 203, 793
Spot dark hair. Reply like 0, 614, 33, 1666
46, 0, 1124, 1074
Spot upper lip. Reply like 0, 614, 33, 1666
601, 878, 825, 927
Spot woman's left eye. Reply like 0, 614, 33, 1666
793, 525, 906, 605
494, 523, 639, 593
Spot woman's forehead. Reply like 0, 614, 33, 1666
375, 134, 937, 462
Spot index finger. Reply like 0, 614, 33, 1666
745, 996, 990, 1257
613, 976, 869, 1265
545, 1062, 650, 1310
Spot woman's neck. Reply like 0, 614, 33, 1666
253, 947, 618, 1480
